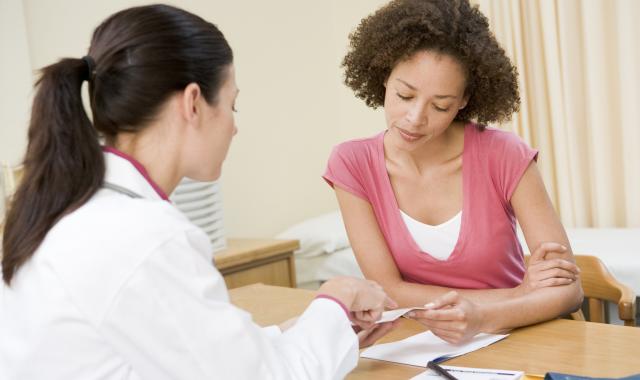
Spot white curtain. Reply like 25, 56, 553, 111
474, 0, 640, 228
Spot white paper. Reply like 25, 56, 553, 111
360, 331, 508, 367
410, 365, 523, 380
376, 307, 427, 324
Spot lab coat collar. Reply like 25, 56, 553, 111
102, 146, 170, 202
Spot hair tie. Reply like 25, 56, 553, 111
81, 55, 96, 82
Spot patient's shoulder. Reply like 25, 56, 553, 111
330, 132, 383, 163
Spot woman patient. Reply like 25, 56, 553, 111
324, 0, 583, 344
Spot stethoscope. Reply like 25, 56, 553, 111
102, 181, 218, 268
102, 182, 143, 199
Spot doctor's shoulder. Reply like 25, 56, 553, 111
51, 192, 210, 261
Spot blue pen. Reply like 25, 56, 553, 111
427, 355, 513, 378
428, 361, 459, 380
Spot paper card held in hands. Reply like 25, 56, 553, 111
376, 307, 427, 324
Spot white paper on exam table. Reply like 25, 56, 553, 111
360, 331, 508, 367
410, 365, 523, 380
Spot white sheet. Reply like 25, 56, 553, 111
360, 331, 508, 367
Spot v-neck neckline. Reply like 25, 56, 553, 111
102, 146, 170, 202
378, 124, 472, 263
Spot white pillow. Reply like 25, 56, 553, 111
276, 211, 350, 257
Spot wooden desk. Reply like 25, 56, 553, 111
230, 283, 640, 379
214, 239, 298, 289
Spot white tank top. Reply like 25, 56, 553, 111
400, 210, 462, 260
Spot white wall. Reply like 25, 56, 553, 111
0, 1, 33, 215
1, 0, 389, 236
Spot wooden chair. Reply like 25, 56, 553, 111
2, 161, 24, 207
1, 161, 24, 255
525, 254, 636, 326
574, 255, 636, 326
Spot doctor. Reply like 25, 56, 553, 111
0, 5, 397, 380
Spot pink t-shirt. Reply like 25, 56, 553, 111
323, 124, 538, 289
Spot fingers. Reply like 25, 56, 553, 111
419, 318, 467, 332
353, 320, 376, 330
358, 322, 394, 348
357, 320, 398, 348
351, 312, 376, 330
532, 267, 578, 282
406, 292, 460, 320
352, 308, 385, 331
384, 296, 398, 310
409, 307, 475, 345
412, 307, 466, 322
530, 242, 567, 263
430, 328, 465, 345
533, 258, 580, 276
408, 308, 468, 337
353, 309, 382, 323
350, 279, 394, 316
535, 277, 575, 287
366, 279, 384, 290
524, 257, 580, 291
426, 291, 459, 310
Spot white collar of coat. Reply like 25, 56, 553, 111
102, 146, 171, 202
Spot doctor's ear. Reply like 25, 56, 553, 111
181, 83, 203, 125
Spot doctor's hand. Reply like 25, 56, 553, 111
407, 291, 484, 345
318, 277, 397, 330
353, 319, 401, 348
517, 242, 580, 295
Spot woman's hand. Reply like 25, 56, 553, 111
354, 319, 401, 348
318, 277, 397, 329
518, 242, 580, 295
407, 291, 484, 344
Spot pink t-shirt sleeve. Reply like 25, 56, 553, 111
323, 143, 369, 201
489, 130, 539, 201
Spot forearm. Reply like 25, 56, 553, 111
384, 279, 516, 308
386, 277, 582, 333
480, 280, 583, 333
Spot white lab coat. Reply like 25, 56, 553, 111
0, 151, 358, 380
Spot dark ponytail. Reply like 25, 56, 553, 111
2, 5, 233, 285
2, 59, 104, 284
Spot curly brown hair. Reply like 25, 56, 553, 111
342, 0, 519, 125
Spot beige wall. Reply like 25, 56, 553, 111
0, 1, 32, 215
1, 0, 389, 236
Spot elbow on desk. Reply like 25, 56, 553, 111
565, 280, 585, 315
